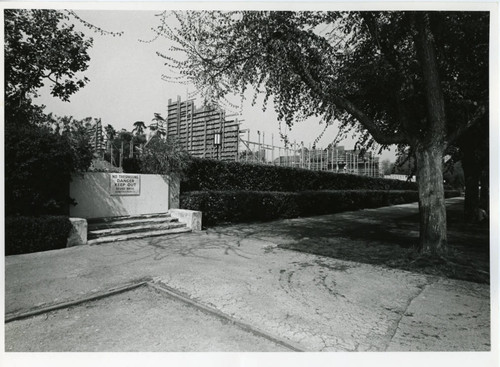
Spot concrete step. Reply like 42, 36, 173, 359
88, 216, 179, 231
87, 226, 192, 245
88, 222, 187, 239
87, 212, 171, 224
86, 212, 191, 245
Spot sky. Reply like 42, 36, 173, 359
33, 10, 399, 160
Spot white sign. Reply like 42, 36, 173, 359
110, 174, 141, 196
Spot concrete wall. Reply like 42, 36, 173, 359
70, 173, 179, 219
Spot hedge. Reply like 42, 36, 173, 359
5, 216, 73, 255
5, 123, 92, 216
181, 190, 461, 226
181, 158, 417, 193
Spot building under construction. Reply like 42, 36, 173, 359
162, 97, 381, 177
163, 96, 240, 161
239, 140, 381, 177
90, 97, 381, 177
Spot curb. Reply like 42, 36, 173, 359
147, 281, 306, 352
6, 278, 306, 352
5, 278, 151, 323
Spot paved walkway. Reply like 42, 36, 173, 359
4, 198, 491, 352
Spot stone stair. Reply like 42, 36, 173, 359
87, 212, 191, 245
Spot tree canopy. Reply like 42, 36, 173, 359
4, 9, 96, 215
4, 9, 93, 121
132, 120, 147, 136
158, 11, 487, 150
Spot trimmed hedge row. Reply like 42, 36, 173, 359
5, 216, 73, 255
181, 190, 461, 226
181, 158, 417, 193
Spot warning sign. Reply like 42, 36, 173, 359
110, 174, 141, 196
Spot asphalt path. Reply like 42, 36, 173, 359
4, 198, 491, 353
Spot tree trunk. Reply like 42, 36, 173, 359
461, 150, 481, 222
411, 13, 449, 254
480, 167, 489, 213
415, 144, 447, 254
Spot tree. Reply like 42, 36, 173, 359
5, 120, 93, 216
132, 120, 146, 136
51, 115, 95, 173
4, 9, 93, 122
157, 11, 488, 254
105, 124, 117, 141
457, 117, 489, 221
443, 161, 465, 191
392, 148, 417, 177
113, 130, 133, 161
139, 136, 192, 177
150, 113, 167, 137
4, 9, 95, 216
380, 159, 394, 175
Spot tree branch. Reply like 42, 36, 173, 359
446, 104, 486, 148
291, 48, 408, 145
331, 95, 408, 145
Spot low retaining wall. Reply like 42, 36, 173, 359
70, 173, 179, 219
67, 218, 87, 247
170, 209, 202, 231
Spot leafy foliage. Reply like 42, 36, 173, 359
5, 125, 75, 215
50, 115, 96, 172
105, 124, 117, 141
180, 190, 462, 226
5, 216, 73, 255
150, 113, 167, 137
182, 158, 417, 193
4, 9, 92, 110
5, 114, 94, 216
132, 121, 147, 136
139, 136, 192, 176
105, 129, 146, 166
158, 11, 487, 149
157, 10, 488, 252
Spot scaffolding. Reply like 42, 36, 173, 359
237, 130, 381, 177
122, 97, 382, 177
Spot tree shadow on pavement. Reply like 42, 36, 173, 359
249, 201, 490, 284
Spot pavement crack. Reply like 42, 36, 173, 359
383, 276, 438, 351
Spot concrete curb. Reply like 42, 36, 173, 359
147, 281, 306, 352
5, 278, 151, 323
5, 277, 305, 352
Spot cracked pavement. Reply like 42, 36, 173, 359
5, 200, 491, 352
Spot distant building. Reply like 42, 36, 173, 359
272, 146, 381, 177
165, 97, 240, 161
163, 97, 381, 177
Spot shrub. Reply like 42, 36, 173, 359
181, 158, 417, 193
5, 122, 93, 216
122, 157, 142, 173
181, 190, 425, 226
5, 216, 73, 255
139, 136, 192, 177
